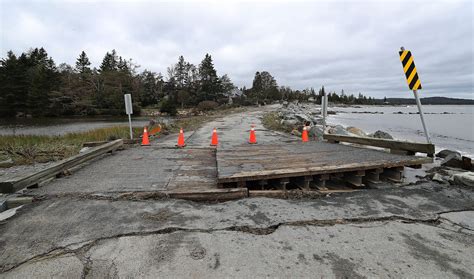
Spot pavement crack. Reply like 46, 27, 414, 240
3, 210, 472, 274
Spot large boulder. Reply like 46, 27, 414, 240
436, 149, 461, 159
346, 127, 366, 137
441, 153, 463, 169
452, 172, 474, 187
328, 125, 350, 136
281, 119, 297, 127
370, 130, 393, 139
294, 113, 311, 123
308, 126, 324, 140
432, 173, 447, 184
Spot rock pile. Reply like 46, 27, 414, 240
277, 102, 394, 140
278, 102, 323, 126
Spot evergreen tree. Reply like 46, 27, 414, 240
0, 51, 29, 116
99, 50, 118, 72
198, 54, 221, 102
75, 51, 91, 74
252, 72, 262, 92
175, 55, 187, 89
25, 48, 60, 116
220, 74, 235, 96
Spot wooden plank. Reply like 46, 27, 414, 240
5, 196, 34, 209
364, 168, 382, 184
344, 170, 365, 187
381, 167, 404, 182
323, 134, 435, 156
217, 157, 431, 183
166, 188, 247, 202
313, 174, 329, 190
216, 142, 432, 184
0, 139, 123, 193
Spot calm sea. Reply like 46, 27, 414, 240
327, 105, 474, 157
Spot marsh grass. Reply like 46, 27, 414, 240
0, 126, 143, 165
0, 106, 244, 166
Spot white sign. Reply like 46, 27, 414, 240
124, 94, 133, 115
124, 94, 133, 139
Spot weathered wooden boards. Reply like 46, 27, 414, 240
216, 142, 432, 185
323, 134, 435, 157
0, 139, 124, 193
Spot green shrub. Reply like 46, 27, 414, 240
159, 99, 177, 116
197, 101, 219, 111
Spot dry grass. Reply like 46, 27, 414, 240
261, 112, 293, 133
0, 106, 245, 166
0, 126, 142, 166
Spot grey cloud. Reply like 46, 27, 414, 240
0, 0, 472, 98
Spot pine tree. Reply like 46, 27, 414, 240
100, 50, 118, 72
75, 51, 91, 74
0, 51, 29, 116
198, 54, 221, 102
175, 55, 187, 89
25, 48, 60, 116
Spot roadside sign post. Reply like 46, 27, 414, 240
325, 93, 328, 119
399, 47, 431, 143
124, 94, 133, 140
321, 93, 327, 131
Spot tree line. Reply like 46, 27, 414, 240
0, 47, 377, 117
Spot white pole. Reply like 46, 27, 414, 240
124, 94, 133, 140
128, 114, 133, 140
413, 90, 431, 143
324, 94, 328, 118
400, 46, 431, 144
322, 93, 327, 131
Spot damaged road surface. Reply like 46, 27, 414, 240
1, 106, 474, 278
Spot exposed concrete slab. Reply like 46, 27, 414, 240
29, 147, 217, 195
440, 211, 474, 230
1, 106, 473, 278
1, 183, 473, 274
2, 221, 473, 278
83, 223, 472, 278
2, 254, 83, 278
186, 107, 297, 148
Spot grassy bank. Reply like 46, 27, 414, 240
0, 106, 245, 166
0, 126, 143, 166
261, 112, 293, 133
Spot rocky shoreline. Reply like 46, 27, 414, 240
276, 102, 474, 187
278, 102, 394, 140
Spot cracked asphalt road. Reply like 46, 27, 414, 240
1, 105, 473, 278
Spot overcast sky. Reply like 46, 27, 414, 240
1, 0, 472, 98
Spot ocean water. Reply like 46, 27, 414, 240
327, 105, 474, 157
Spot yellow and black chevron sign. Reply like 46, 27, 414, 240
399, 50, 422, 90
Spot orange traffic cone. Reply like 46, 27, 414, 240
141, 126, 150, 146
302, 126, 309, 142
177, 128, 186, 148
248, 125, 257, 144
210, 128, 218, 146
